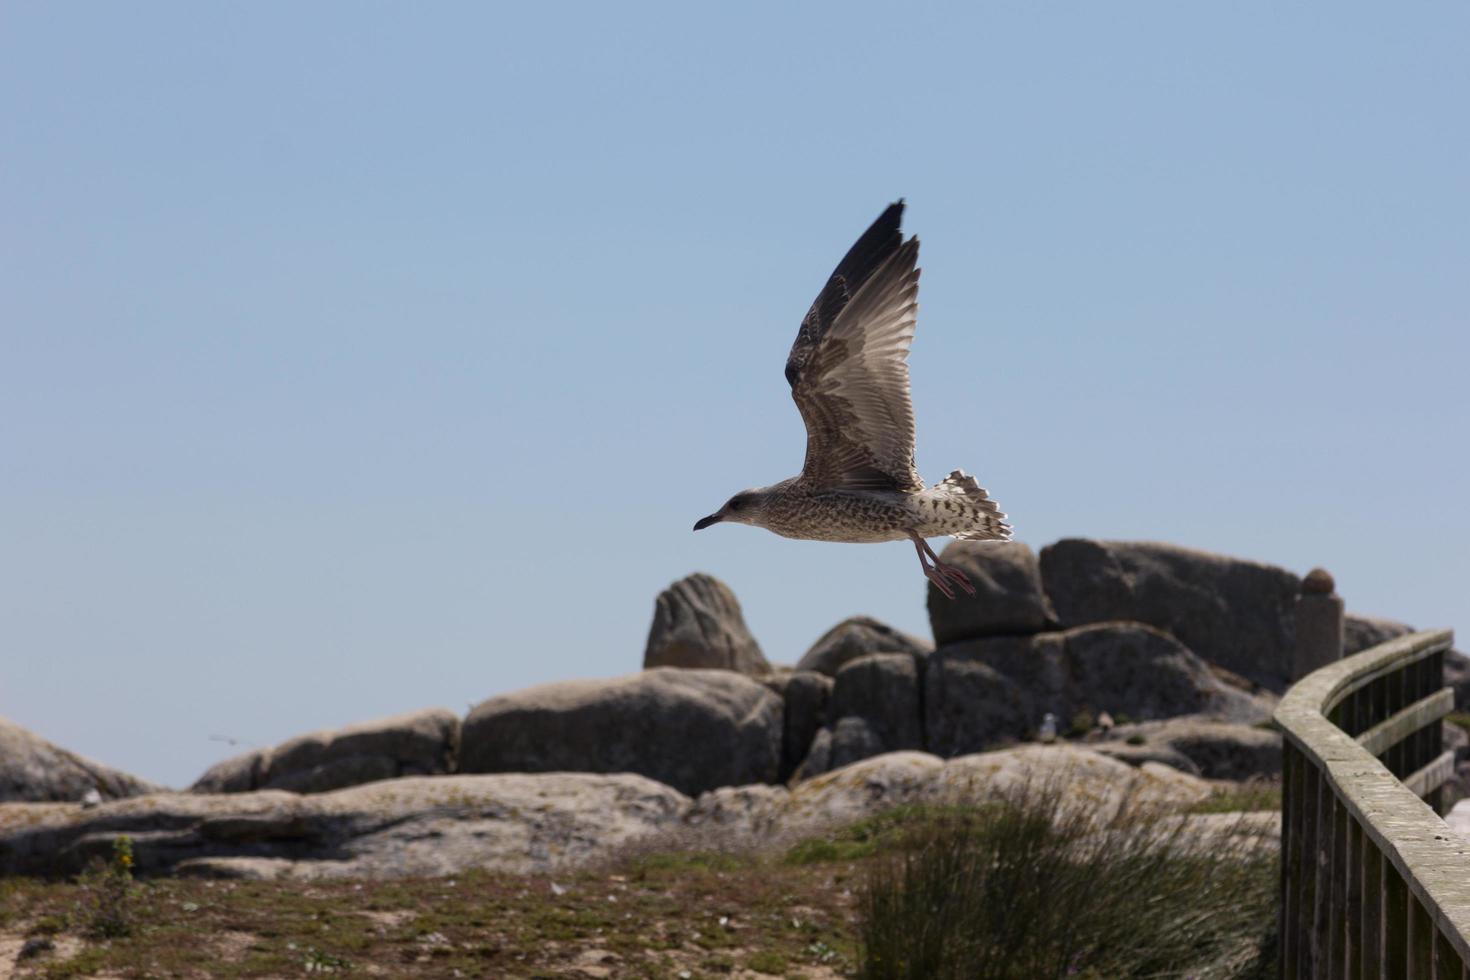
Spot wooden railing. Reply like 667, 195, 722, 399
1277, 627, 1468, 978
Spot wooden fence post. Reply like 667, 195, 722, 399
1295, 567, 1344, 682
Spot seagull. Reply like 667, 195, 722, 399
693, 201, 1011, 598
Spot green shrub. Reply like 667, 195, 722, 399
856, 784, 1276, 979
79, 835, 137, 939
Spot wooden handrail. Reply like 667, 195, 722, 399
1276, 628, 1467, 976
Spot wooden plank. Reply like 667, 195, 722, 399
1313, 768, 1332, 975
1330, 800, 1348, 976
1412, 897, 1435, 978
1346, 814, 1363, 980
1356, 688, 1454, 756
1323, 631, 1447, 714
1386, 866, 1409, 974
1361, 842, 1383, 979
1282, 744, 1300, 978
1405, 750, 1457, 800
1305, 764, 1328, 980
1437, 925, 1464, 980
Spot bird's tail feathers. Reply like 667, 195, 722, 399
934, 469, 1013, 541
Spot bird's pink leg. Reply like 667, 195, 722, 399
909, 531, 977, 597
908, 531, 975, 599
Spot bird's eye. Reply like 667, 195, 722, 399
730, 496, 747, 511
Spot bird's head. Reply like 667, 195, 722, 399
693, 488, 772, 531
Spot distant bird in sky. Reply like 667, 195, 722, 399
694, 201, 1011, 598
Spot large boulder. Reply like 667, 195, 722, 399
762, 670, 832, 781
1343, 614, 1413, 656
925, 623, 1269, 758
831, 652, 924, 762
0, 773, 688, 880
643, 573, 769, 674
830, 654, 923, 749
687, 746, 1216, 851
0, 748, 1225, 881
460, 669, 783, 796
1, 717, 163, 803
927, 541, 1055, 645
1039, 539, 1301, 692
1095, 720, 1282, 781
796, 652, 925, 779
795, 616, 930, 677
192, 708, 460, 795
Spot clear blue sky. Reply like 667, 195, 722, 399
3, 3, 1467, 789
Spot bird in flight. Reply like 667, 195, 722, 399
693, 201, 1011, 598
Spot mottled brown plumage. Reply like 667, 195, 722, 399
694, 201, 1012, 598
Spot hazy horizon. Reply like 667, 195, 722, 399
4, 2, 1467, 788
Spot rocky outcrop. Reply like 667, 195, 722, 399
1343, 614, 1413, 656
1039, 539, 1301, 692
927, 541, 1055, 644
925, 623, 1271, 758
794, 616, 930, 677
798, 653, 924, 778
643, 573, 768, 674
762, 670, 832, 781
1, 717, 163, 803
0, 746, 1217, 880
191, 708, 459, 795
0, 773, 688, 880
1094, 720, 1282, 780
688, 746, 1215, 850
460, 669, 782, 796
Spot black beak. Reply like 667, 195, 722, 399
693, 513, 722, 531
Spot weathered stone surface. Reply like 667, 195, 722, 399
1343, 614, 1413, 656
460, 669, 782, 796
688, 745, 1214, 850
1098, 720, 1282, 781
643, 573, 768, 674
797, 653, 925, 778
1, 717, 163, 803
794, 616, 930, 677
927, 541, 1055, 644
922, 638, 1032, 755
1444, 650, 1470, 711
793, 727, 832, 782
763, 671, 832, 781
824, 717, 886, 773
829, 654, 923, 753
1090, 741, 1202, 775
1039, 539, 1301, 692
190, 750, 268, 795
1159, 722, 1281, 780
926, 623, 1270, 758
192, 708, 460, 795
0, 773, 689, 879
0, 748, 1229, 880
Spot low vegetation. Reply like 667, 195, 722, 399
1, 789, 1278, 979
856, 784, 1277, 980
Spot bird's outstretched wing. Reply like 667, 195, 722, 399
785, 201, 923, 492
